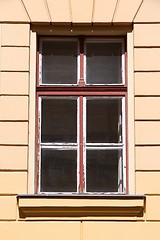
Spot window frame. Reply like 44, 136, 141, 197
36, 36, 127, 195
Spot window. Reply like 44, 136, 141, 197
36, 37, 127, 194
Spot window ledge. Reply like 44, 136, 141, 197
17, 195, 145, 220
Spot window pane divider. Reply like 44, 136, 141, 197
86, 143, 123, 147
86, 146, 123, 150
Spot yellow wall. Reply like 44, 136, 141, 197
0, 0, 160, 239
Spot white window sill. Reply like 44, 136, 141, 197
17, 194, 145, 221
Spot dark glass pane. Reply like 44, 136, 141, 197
86, 150, 121, 192
87, 98, 122, 143
41, 98, 77, 142
42, 40, 77, 84
41, 149, 77, 192
86, 42, 122, 84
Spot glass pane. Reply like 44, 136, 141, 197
41, 149, 77, 192
86, 150, 122, 192
42, 40, 77, 84
41, 98, 77, 143
87, 98, 122, 143
86, 42, 123, 84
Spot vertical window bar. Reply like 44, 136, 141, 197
79, 37, 85, 86
79, 96, 84, 192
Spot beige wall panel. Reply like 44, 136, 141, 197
0, 122, 28, 145
135, 97, 160, 120
1, 24, 30, 46
146, 196, 160, 221
136, 172, 160, 194
0, 146, 27, 170
135, 72, 160, 96
0, 0, 29, 22
0, 96, 28, 120
134, 24, 160, 47
135, 122, 160, 145
47, 0, 71, 23
71, 0, 93, 23
134, 0, 160, 23
1, 47, 29, 71
0, 172, 27, 194
83, 222, 160, 240
0, 222, 80, 240
0, 196, 16, 220
113, 0, 142, 23
136, 146, 160, 170
22, 0, 50, 22
0, 72, 29, 95
92, 0, 117, 23
134, 48, 160, 71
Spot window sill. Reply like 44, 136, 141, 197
17, 194, 145, 220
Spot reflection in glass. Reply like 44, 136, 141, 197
41, 149, 77, 192
86, 150, 122, 192
42, 40, 77, 84
41, 98, 77, 143
86, 42, 122, 84
87, 98, 122, 143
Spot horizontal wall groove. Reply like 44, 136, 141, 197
134, 70, 160, 73
134, 46, 160, 48
135, 144, 160, 147
144, 194, 160, 196
1, 45, 30, 48
0, 94, 29, 97
134, 22, 160, 24
0, 70, 29, 73
135, 95, 160, 97
0, 120, 28, 123
0, 194, 18, 197
0, 144, 28, 147
0, 170, 28, 173
136, 170, 160, 173
135, 119, 160, 122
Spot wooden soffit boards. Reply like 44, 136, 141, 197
134, 0, 160, 23
18, 195, 145, 221
0, 0, 152, 24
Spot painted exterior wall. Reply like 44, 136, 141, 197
0, 0, 160, 238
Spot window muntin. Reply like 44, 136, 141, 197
37, 37, 127, 194
39, 38, 125, 86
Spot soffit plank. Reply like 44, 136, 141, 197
92, 0, 117, 23
22, 0, 50, 23
113, 0, 143, 23
0, 0, 29, 22
134, 0, 160, 23
47, 0, 71, 23
71, 0, 93, 23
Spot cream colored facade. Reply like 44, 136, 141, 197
0, 0, 160, 239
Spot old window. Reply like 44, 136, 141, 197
36, 37, 127, 194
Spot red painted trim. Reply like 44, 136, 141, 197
79, 96, 84, 193
36, 36, 128, 194
37, 86, 127, 92
37, 91, 126, 97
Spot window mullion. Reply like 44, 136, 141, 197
79, 37, 85, 86
78, 96, 85, 193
